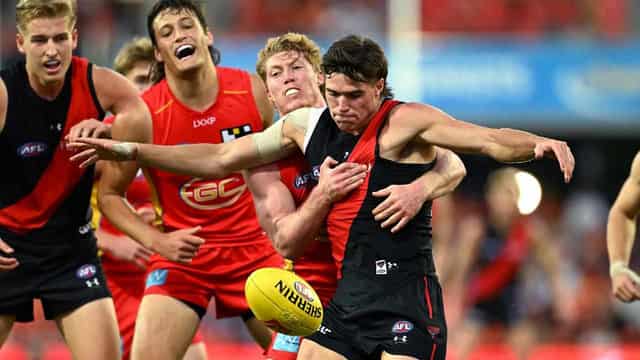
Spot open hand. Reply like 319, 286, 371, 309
317, 156, 368, 203
67, 118, 111, 140
372, 182, 424, 233
68, 137, 138, 168
533, 139, 575, 183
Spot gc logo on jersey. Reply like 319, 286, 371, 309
179, 175, 246, 210
220, 124, 252, 143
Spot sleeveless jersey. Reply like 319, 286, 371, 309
143, 67, 266, 247
304, 100, 435, 307
276, 152, 337, 305
0, 57, 104, 235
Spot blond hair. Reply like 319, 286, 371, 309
113, 37, 154, 76
16, 0, 77, 33
256, 32, 322, 82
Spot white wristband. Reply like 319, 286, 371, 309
610, 260, 640, 283
111, 142, 138, 160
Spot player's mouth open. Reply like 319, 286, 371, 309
44, 59, 61, 73
175, 44, 196, 60
284, 88, 299, 97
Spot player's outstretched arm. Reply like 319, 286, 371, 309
608, 151, 640, 302
248, 157, 367, 258
69, 115, 299, 179
397, 103, 575, 183
372, 147, 466, 233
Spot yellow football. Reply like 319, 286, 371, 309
245, 267, 323, 337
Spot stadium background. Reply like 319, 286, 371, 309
1, 0, 640, 359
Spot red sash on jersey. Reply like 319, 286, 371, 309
0, 57, 100, 233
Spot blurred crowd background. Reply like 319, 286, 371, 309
1, 0, 640, 359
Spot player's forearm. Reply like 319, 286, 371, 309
607, 206, 637, 264
418, 150, 466, 201
484, 128, 544, 163
135, 143, 229, 178
273, 187, 332, 259
99, 193, 161, 249
95, 227, 118, 253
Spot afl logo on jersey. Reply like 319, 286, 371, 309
17, 142, 47, 158
76, 264, 97, 280
179, 175, 247, 210
294, 166, 319, 189
392, 320, 414, 334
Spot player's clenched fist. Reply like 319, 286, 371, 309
151, 226, 205, 263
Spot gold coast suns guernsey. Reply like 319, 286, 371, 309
143, 67, 266, 247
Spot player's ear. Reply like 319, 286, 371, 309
16, 32, 25, 54
206, 30, 213, 47
265, 86, 276, 106
154, 47, 163, 63
316, 71, 324, 87
375, 78, 384, 98
71, 28, 78, 50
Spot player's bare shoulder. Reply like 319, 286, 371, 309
92, 65, 151, 142
0, 77, 7, 134
91, 65, 137, 110
390, 102, 449, 131
379, 102, 441, 153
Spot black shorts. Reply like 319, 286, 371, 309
0, 225, 111, 322
306, 274, 447, 360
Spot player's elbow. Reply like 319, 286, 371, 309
608, 203, 636, 225
97, 190, 122, 216
450, 159, 467, 188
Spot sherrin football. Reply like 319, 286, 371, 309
245, 267, 323, 336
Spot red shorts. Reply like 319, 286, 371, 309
293, 239, 338, 305
264, 332, 301, 360
105, 261, 204, 360
143, 238, 283, 318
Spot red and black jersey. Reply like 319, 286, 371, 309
276, 152, 337, 305
143, 67, 267, 247
0, 57, 104, 235
304, 99, 436, 307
